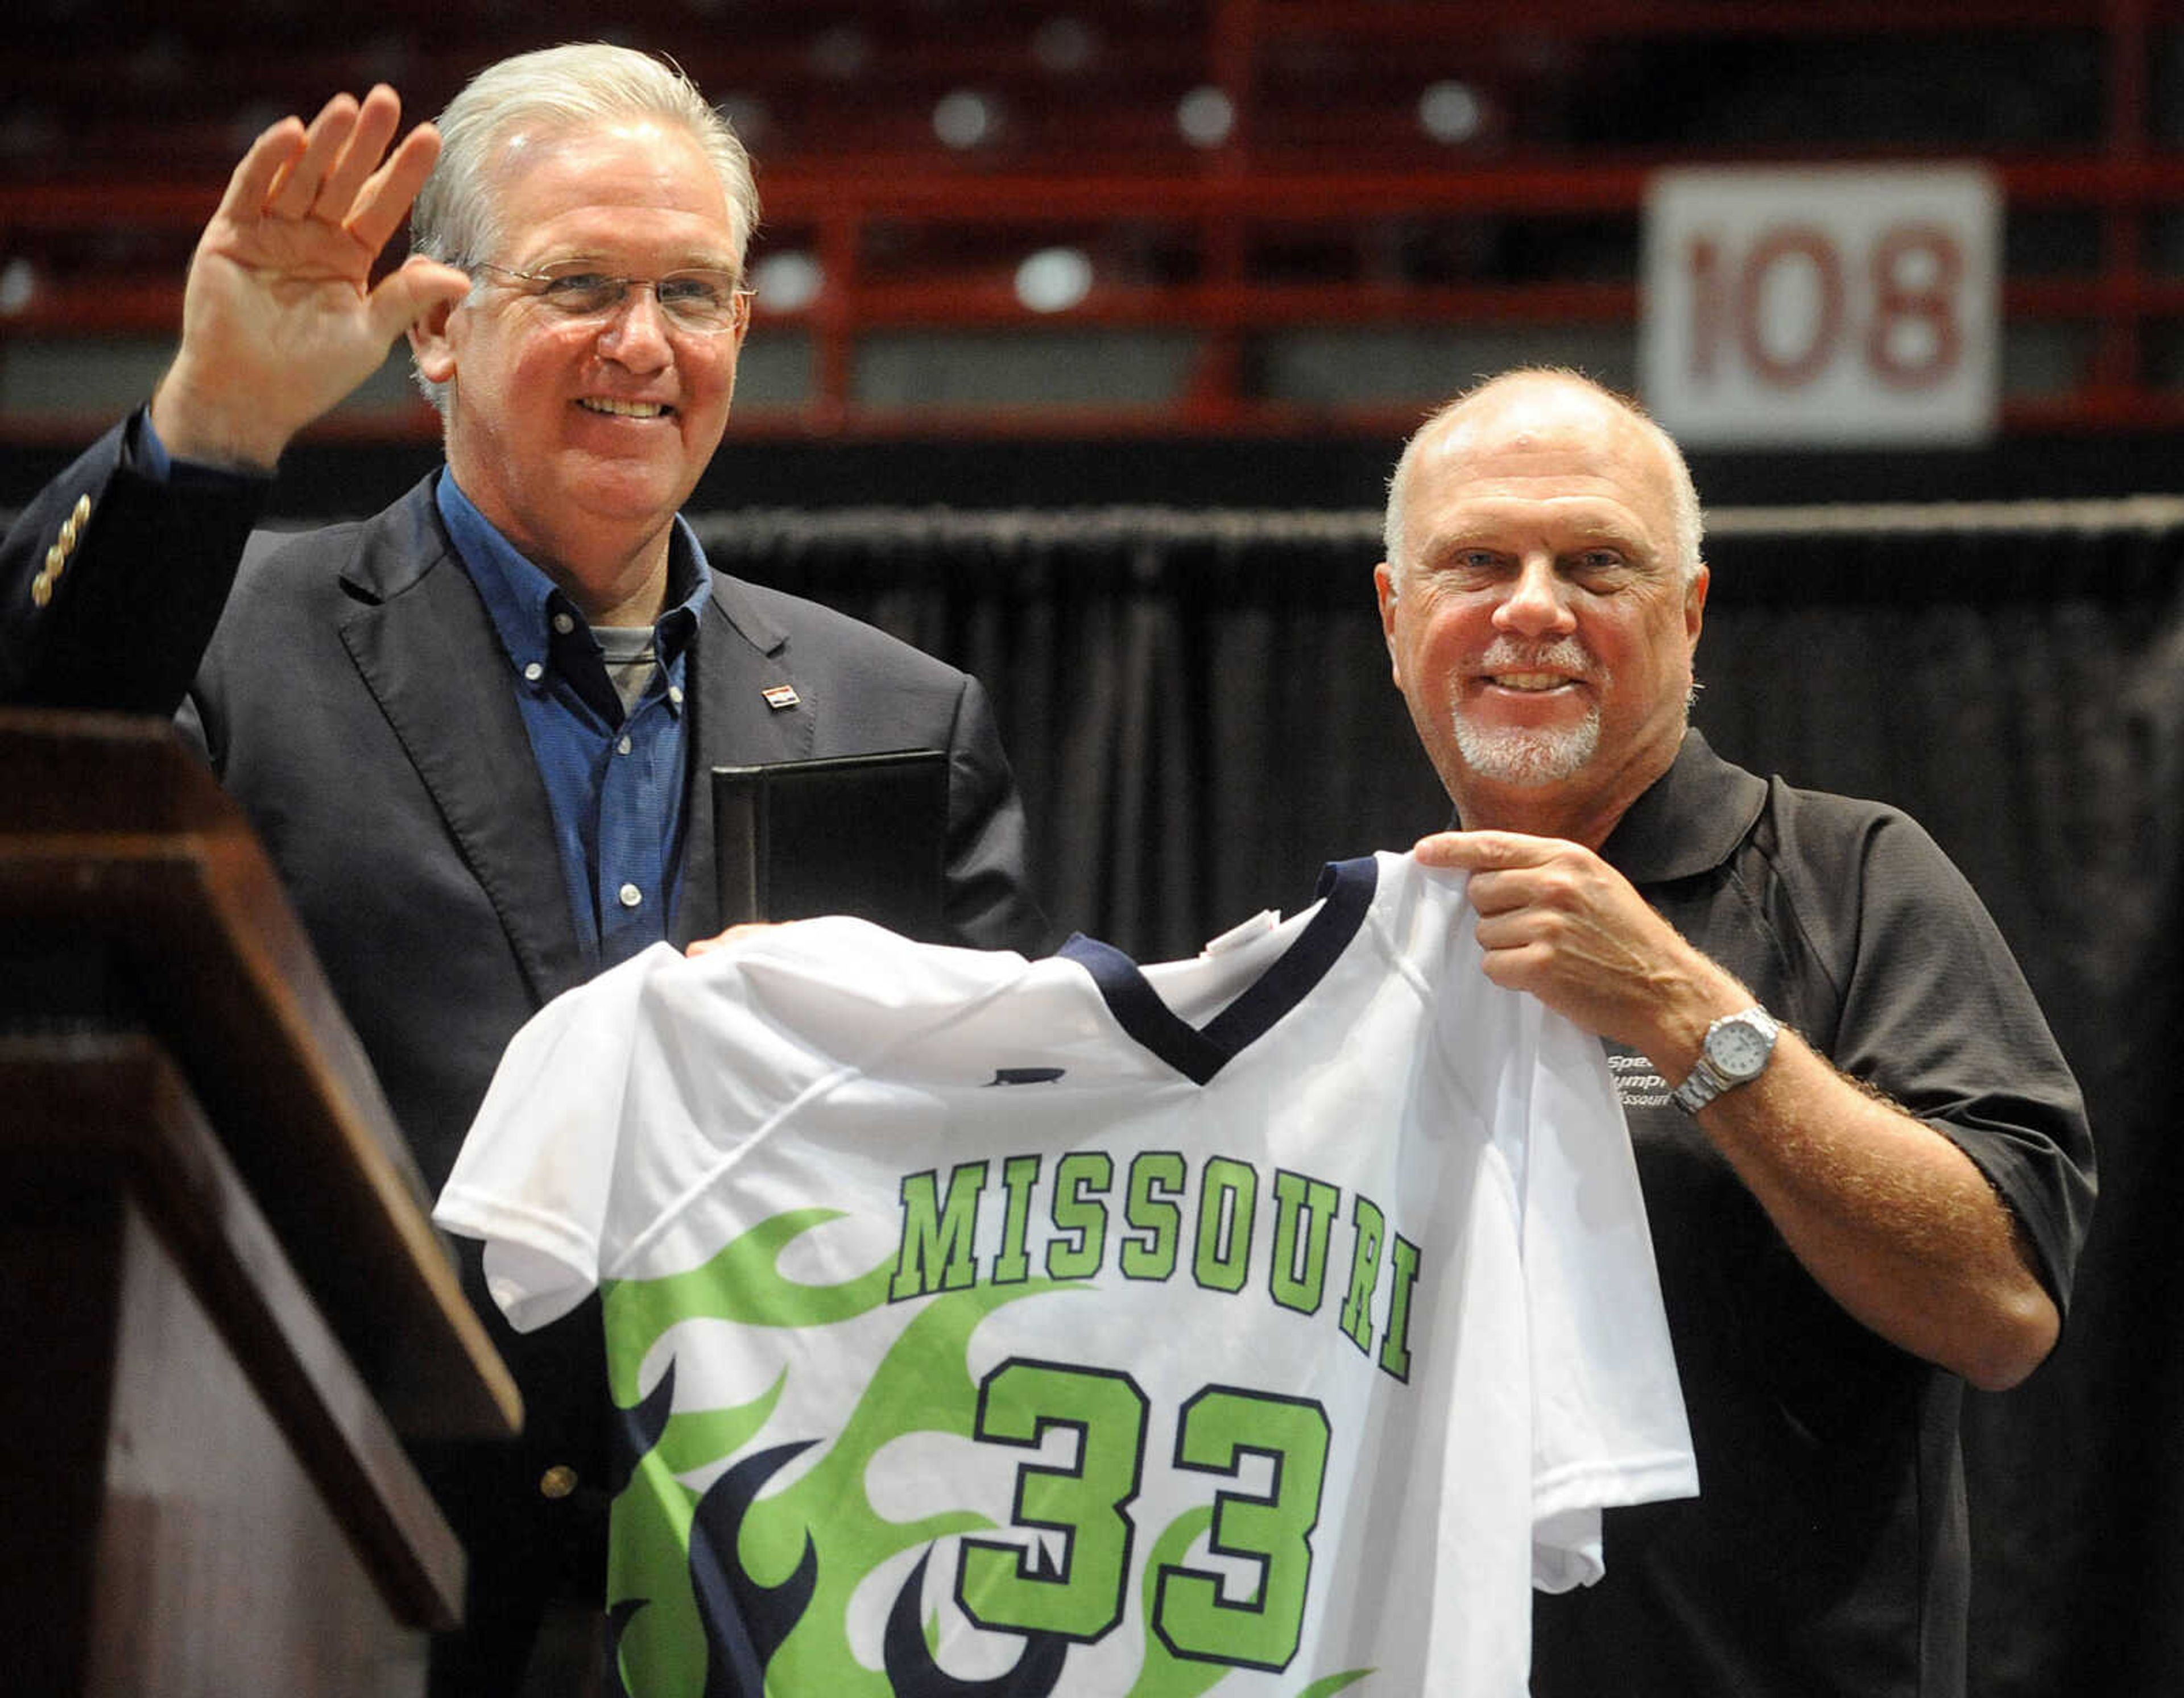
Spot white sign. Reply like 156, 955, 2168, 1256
1640, 165, 2000, 447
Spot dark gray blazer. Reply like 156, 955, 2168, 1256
2, 414, 1046, 1688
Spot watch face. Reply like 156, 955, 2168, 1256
1711, 1019, 1772, 1079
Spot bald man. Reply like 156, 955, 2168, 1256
1375, 368, 2093, 1697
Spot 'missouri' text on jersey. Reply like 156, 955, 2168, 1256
890, 1150, 1421, 1384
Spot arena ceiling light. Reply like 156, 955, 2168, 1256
1417, 80, 1484, 145
1177, 85, 1235, 149
1015, 247, 1094, 313
752, 251, 824, 314
934, 89, 1001, 150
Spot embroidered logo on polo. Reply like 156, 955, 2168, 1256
1605, 1045, 1672, 1111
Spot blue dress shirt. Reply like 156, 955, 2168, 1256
436, 475, 711, 972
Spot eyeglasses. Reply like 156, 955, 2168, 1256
470, 261, 752, 334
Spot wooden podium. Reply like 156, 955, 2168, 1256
0, 710, 520, 1696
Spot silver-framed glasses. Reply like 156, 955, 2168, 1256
470, 260, 752, 334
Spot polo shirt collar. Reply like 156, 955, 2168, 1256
1598, 728, 1768, 885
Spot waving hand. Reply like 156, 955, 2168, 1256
151, 85, 472, 470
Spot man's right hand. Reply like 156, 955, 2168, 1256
148, 85, 473, 473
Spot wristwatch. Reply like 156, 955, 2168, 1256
1670, 1006, 1780, 1114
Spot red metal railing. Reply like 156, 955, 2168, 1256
2, 0, 2180, 441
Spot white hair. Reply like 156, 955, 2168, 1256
408, 43, 760, 411
1380, 367, 1705, 591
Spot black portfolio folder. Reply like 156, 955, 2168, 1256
710, 749, 949, 942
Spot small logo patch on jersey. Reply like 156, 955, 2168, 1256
762, 684, 801, 710
986, 1067, 1066, 1086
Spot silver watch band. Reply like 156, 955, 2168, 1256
1670, 1055, 1731, 1115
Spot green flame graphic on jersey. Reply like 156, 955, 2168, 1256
600, 1208, 1373, 1696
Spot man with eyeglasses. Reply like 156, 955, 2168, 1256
1, 43, 1045, 1696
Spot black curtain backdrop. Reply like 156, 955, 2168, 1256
689, 500, 2184, 1698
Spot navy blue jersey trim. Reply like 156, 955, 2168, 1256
1058, 856, 1380, 1084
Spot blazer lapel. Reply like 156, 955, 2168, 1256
673, 574, 815, 944
334, 479, 590, 1005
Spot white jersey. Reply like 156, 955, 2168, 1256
437, 852, 1695, 1697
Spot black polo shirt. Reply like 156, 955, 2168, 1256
1532, 731, 2095, 1698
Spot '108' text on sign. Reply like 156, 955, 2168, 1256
1640, 165, 2000, 448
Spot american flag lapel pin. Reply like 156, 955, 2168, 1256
762, 684, 801, 711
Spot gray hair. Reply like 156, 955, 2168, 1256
408, 43, 760, 411
1380, 367, 1705, 590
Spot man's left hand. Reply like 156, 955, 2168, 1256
1417, 829, 1739, 1063
685, 921, 785, 958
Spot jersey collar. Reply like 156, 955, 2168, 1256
1058, 855, 1380, 1084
